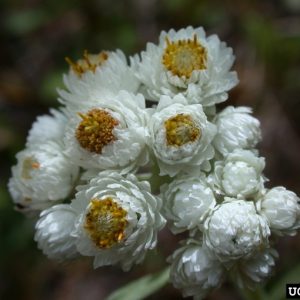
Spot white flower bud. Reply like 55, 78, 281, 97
8, 142, 79, 212
232, 248, 278, 290
208, 149, 265, 198
213, 107, 261, 156
258, 187, 300, 235
35, 204, 78, 260
169, 240, 224, 300
204, 200, 270, 262
162, 171, 216, 233
148, 94, 216, 177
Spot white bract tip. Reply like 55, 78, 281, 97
26, 108, 67, 146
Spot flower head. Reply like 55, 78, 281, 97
148, 94, 216, 176
7, 25, 300, 299
161, 171, 216, 233
8, 142, 78, 212
133, 26, 238, 106
59, 50, 140, 110
70, 171, 166, 271
64, 91, 149, 173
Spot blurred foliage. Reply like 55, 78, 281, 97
0, 0, 300, 299
4, 9, 50, 35
107, 267, 170, 300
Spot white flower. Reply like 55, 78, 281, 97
59, 50, 140, 110
8, 142, 79, 212
208, 149, 265, 198
161, 171, 216, 234
148, 94, 216, 177
257, 187, 300, 235
213, 107, 261, 156
232, 248, 278, 290
133, 26, 238, 106
64, 91, 149, 173
204, 200, 270, 263
169, 240, 224, 300
70, 171, 166, 271
26, 108, 67, 146
34, 204, 78, 260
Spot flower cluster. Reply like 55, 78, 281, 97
8, 26, 300, 298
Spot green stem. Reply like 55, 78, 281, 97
106, 267, 170, 300
147, 157, 171, 194
136, 173, 152, 181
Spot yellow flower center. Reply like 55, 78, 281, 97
162, 35, 207, 78
164, 114, 201, 146
84, 197, 128, 249
75, 109, 119, 154
21, 157, 40, 179
66, 50, 108, 76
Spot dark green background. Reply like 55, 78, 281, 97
1, 0, 300, 299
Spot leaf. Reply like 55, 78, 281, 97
106, 267, 170, 300
40, 70, 65, 104
4, 9, 49, 35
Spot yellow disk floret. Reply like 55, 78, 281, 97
162, 34, 207, 78
75, 109, 119, 154
84, 197, 128, 249
21, 157, 40, 179
164, 114, 201, 147
66, 50, 108, 76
